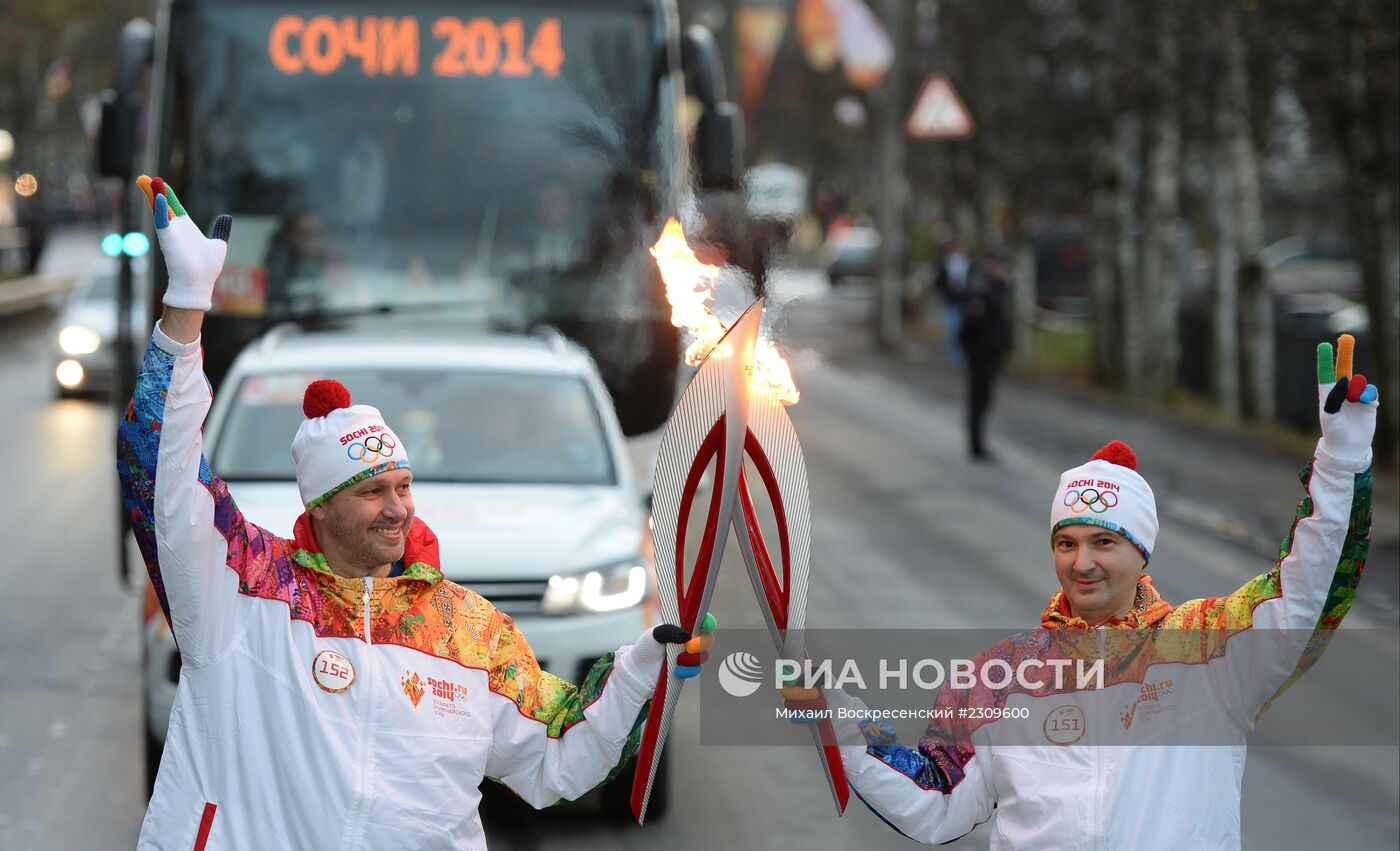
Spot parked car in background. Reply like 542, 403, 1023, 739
52, 257, 147, 397
821, 225, 881, 286
140, 321, 666, 816
744, 163, 808, 258
1263, 236, 1362, 297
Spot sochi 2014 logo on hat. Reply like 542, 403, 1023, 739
342, 425, 397, 464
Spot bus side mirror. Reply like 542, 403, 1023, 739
96, 18, 155, 179
97, 91, 138, 178
681, 25, 744, 190
696, 103, 743, 190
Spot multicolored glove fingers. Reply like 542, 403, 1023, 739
780, 684, 827, 724
137, 175, 187, 218
1336, 334, 1354, 379
154, 193, 170, 230
1347, 375, 1368, 403
1317, 342, 1335, 385
675, 612, 717, 679
780, 685, 820, 701
1319, 334, 1375, 412
1325, 377, 1349, 414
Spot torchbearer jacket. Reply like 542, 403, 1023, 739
118, 324, 659, 850
833, 446, 1372, 851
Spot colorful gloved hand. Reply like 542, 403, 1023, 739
626, 613, 717, 684
779, 677, 827, 724
1316, 334, 1379, 462
673, 612, 716, 679
137, 175, 233, 311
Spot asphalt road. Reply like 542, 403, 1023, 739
0, 248, 1395, 849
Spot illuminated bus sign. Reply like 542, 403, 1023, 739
268, 15, 565, 78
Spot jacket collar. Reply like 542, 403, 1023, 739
1041, 573, 1173, 630
291, 513, 444, 585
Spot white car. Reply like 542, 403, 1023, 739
52, 256, 148, 396
141, 322, 666, 815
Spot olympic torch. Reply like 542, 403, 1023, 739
630, 221, 848, 822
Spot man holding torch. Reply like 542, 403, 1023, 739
784, 339, 1377, 848
119, 177, 712, 849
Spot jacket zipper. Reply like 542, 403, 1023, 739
342, 579, 376, 850
1093, 627, 1105, 851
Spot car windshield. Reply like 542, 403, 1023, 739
213, 368, 616, 485
164, 0, 674, 323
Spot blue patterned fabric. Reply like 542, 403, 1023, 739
117, 337, 177, 623
859, 717, 975, 793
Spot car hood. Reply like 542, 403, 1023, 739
223, 480, 645, 581
57, 299, 144, 342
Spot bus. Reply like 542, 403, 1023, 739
99, 0, 744, 435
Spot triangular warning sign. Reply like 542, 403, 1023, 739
906, 74, 975, 140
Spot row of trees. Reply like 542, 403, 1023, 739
704, 0, 1397, 464
0, 0, 146, 174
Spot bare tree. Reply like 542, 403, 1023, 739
1139, 1, 1184, 400
1225, 1, 1274, 421
1208, 65, 1243, 417
1328, 0, 1399, 464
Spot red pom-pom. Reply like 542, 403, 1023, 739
1090, 440, 1138, 470
302, 380, 352, 418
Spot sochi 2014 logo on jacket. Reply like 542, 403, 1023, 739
402, 669, 470, 717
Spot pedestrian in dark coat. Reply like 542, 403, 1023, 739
958, 252, 1011, 461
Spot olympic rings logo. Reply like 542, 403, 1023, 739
1063, 488, 1118, 514
346, 434, 397, 463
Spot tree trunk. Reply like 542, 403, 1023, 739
1138, 1, 1183, 401
1114, 112, 1143, 390
874, 0, 908, 350
1209, 84, 1242, 418
1089, 17, 1120, 387
1225, 1, 1273, 421
1332, 1, 1399, 465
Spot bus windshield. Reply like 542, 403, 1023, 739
163, 0, 675, 323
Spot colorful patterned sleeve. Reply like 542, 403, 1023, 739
1165, 455, 1372, 720
483, 612, 654, 808
116, 328, 268, 664
828, 685, 995, 844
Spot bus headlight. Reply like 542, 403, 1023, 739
59, 325, 101, 355
542, 561, 650, 614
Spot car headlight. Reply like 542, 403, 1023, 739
541, 561, 650, 615
59, 325, 101, 355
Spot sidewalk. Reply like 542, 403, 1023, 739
0, 226, 104, 318
781, 282, 1399, 614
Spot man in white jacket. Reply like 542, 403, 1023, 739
118, 177, 714, 849
784, 343, 1378, 849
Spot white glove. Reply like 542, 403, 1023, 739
1317, 335, 1378, 464
141, 176, 232, 311
613, 619, 715, 696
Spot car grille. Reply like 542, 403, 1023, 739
465, 579, 549, 617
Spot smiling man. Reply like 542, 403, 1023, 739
785, 346, 1379, 848
118, 177, 710, 850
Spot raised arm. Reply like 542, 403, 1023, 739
117, 177, 259, 664
1170, 335, 1378, 719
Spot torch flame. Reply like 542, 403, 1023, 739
650, 218, 800, 404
